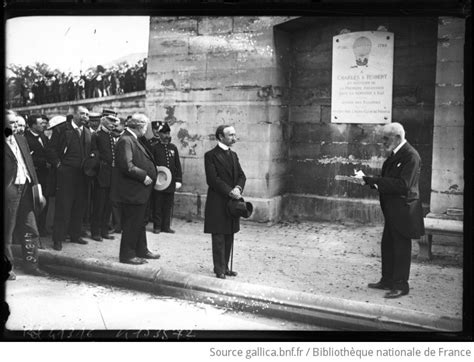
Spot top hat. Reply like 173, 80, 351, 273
227, 197, 253, 219
154, 166, 172, 191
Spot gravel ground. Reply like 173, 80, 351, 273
37, 218, 463, 320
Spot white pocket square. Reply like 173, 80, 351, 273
397, 163, 401, 167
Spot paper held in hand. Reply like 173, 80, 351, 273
335, 169, 366, 184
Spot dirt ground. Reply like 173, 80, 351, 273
38, 218, 464, 320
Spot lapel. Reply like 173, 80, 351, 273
15, 134, 30, 163
214, 146, 233, 179
383, 142, 408, 175
5, 138, 15, 161
83, 126, 91, 155
126, 130, 153, 162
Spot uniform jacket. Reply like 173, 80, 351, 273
364, 141, 425, 239
25, 130, 49, 186
204, 145, 246, 235
5, 134, 40, 188
92, 128, 116, 188
148, 137, 182, 193
111, 129, 157, 205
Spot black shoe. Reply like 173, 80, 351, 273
101, 233, 115, 240
153, 228, 161, 234
24, 267, 49, 278
120, 257, 147, 265
8, 271, 17, 280
114, 229, 122, 234
216, 273, 226, 279
225, 270, 238, 277
368, 280, 392, 290
162, 229, 175, 234
139, 251, 161, 259
384, 288, 409, 299
92, 235, 103, 242
71, 237, 88, 245
53, 241, 63, 251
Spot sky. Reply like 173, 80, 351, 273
6, 16, 150, 75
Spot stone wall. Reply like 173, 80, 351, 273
276, 17, 439, 222
430, 17, 465, 215
146, 16, 296, 222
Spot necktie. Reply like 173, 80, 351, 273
77, 127, 82, 138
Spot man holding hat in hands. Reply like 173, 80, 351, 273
148, 121, 183, 234
112, 113, 160, 265
204, 125, 247, 279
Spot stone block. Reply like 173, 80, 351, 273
294, 49, 332, 69
435, 85, 464, 105
243, 177, 285, 199
149, 36, 189, 57
281, 194, 384, 224
148, 53, 207, 73
438, 17, 466, 39
431, 146, 464, 173
289, 105, 322, 124
147, 87, 265, 103
436, 61, 464, 84
433, 105, 464, 127
289, 87, 331, 106
429, 192, 464, 214
431, 169, 464, 193
292, 68, 332, 88
174, 192, 207, 220
432, 125, 464, 150
150, 18, 198, 37
394, 47, 437, 68
233, 16, 297, 33
437, 38, 465, 62
179, 156, 207, 192
198, 17, 233, 35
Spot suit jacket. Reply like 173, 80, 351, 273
111, 129, 157, 205
148, 138, 183, 193
5, 134, 40, 188
25, 130, 49, 186
364, 141, 425, 238
45, 121, 92, 169
92, 128, 116, 188
204, 145, 246, 234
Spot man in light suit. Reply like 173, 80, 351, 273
355, 122, 424, 298
204, 125, 246, 279
111, 114, 160, 265
25, 114, 50, 236
4, 110, 47, 280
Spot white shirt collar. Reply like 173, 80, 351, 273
29, 130, 40, 137
126, 127, 138, 139
393, 139, 407, 155
218, 141, 229, 151
71, 121, 83, 131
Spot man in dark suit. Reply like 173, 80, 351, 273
111, 114, 160, 265
46, 106, 93, 250
204, 125, 246, 279
90, 114, 120, 241
25, 114, 50, 236
4, 110, 47, 280
148, 121, 183, 234
356, 122, 424, 298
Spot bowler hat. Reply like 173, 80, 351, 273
154, 166, 172, 191
227, 198, 253, 219
83, 152, 100, 177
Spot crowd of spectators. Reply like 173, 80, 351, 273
8, 59, 147, 107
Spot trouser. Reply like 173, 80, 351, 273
53, 166, 87, 243
211, 233, 234, 276
152, 191, 174, 231
380, 223, 412, 289
4, 182, 40, 269
91, 185, 112, 237
111, 201, 121, 232
119, 203, 149, 260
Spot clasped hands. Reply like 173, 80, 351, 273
229, 186, 242, 199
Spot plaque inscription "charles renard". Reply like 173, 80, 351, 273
331, 31, 394, 124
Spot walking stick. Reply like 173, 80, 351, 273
230, 238, 234, 273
